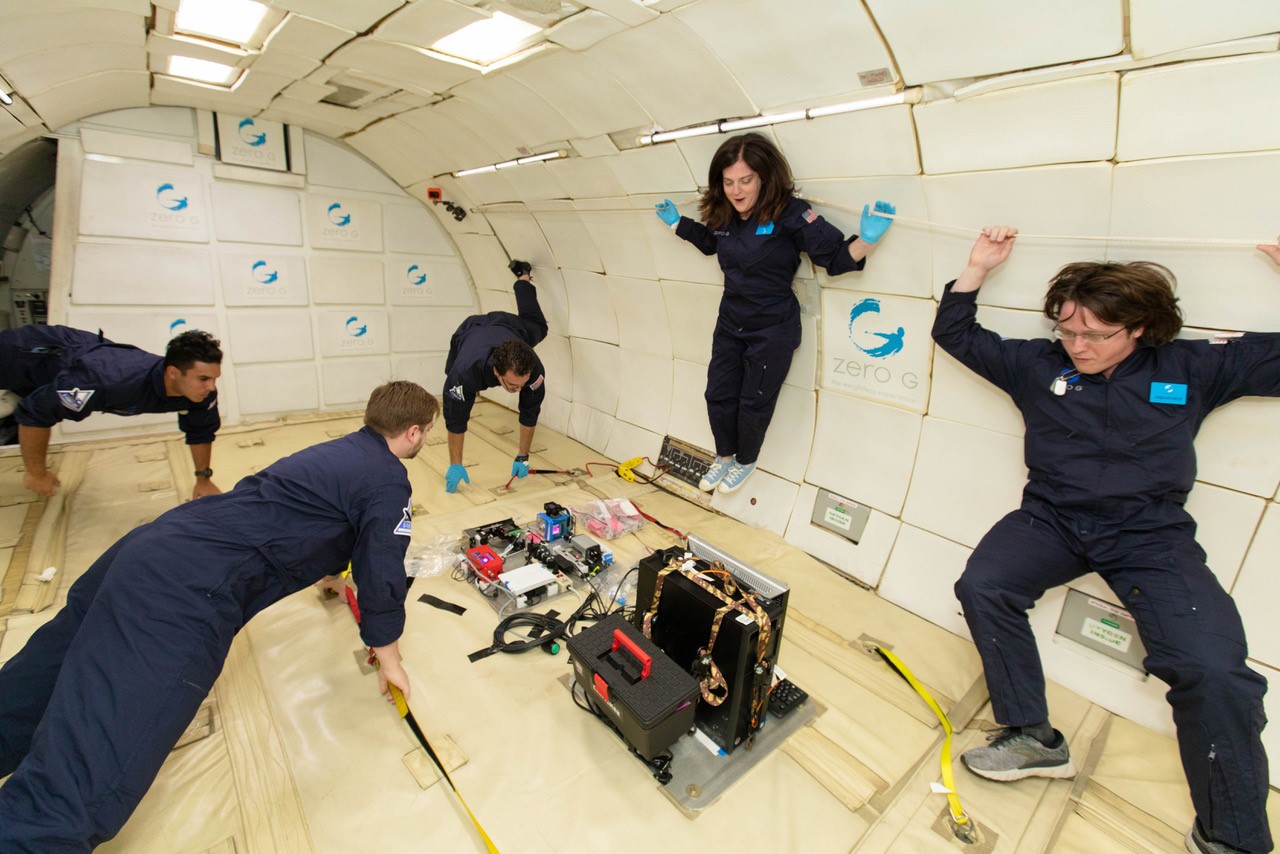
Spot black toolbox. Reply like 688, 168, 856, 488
568, 613, 698, 761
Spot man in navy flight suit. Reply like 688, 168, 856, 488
0, 325, 224, 500
0, 380, 438, 850
442, 259, 547, 493
934, 226, 1280, 854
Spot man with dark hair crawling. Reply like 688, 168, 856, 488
0, 325, 224, 499
934, 227, 1280, 854
441, 259, 548, 493
0, 381, 439, 850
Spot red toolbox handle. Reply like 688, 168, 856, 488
611, 629, 651, 679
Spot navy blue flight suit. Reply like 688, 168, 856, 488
443, 278, 548, 436
933, 283, 1279, 852
674, 197, 865, 464
0, 324, 219, 444
0, 426, 413, 849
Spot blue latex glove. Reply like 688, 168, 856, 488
655, 199, 680, 227
445, 464, 470, 493
511, 457, 529, 479
860, 200, 896, 244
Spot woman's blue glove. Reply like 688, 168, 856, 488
655, 199, 680, 226
511, 456, 529, 478
445, 464, 470, 493
860, 200, 896, 244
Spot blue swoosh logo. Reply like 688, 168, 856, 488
848, 297, 906, 359
238, 117, 267, 147
251, 260, 278, 284
345, 316, 367, 337
156, 183, 189, 211
327, 203, 351, 227
407, 264, 427, 286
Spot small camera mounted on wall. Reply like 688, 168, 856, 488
427, 186, 467, 222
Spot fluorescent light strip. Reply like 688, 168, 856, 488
454, 149, 566, 178
0, 90, 11, 106
639, 88, 922, 145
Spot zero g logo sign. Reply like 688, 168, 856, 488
151, 182, 200, 227
238, 118, 267, 147
322, 201, 360, 240
252, 260, 278, 285
245, 259, 287, 297
406, 264, 427, 286
847, 298, 905, 358
345, 316, 368, 338
338, 314, 374, 352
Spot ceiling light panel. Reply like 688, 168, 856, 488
372, 0, 489, 49
265, 0, 403, 34
175, 0, 269, 45
168, 55, 241, 85
431, 12, 542, 65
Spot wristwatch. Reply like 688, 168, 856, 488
514, 454, 529, 463
194, 468, 213, 478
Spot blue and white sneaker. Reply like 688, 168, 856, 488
717, 460, 756, 494
699, 456, 733, 492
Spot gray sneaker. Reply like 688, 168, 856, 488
1186, 822, 1247, 853
960, 727, 1077, 782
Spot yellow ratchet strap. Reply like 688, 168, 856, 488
873, 646, 970, 832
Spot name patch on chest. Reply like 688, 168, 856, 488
1149, 382, 1188, 405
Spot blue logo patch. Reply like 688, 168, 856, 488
1149, 382, 1187, 405
847, 297, 905, 359
156, 183, 189, 212
251, 260, 278, 284
169, 318, 189, 335
394, 507, 413, 537
345, 316, 367, 338
406, 264, 427, 286
327, 203, 351, 227
238, 117, 267, 147
755, 221, 774, 235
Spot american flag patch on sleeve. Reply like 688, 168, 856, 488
802, 208, 817, 224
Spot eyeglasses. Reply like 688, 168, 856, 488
1052, 327, 1126, 345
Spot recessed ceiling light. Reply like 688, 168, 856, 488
167, 55, 240, 86
431, 12, 541, 66
175, 0, 269, 45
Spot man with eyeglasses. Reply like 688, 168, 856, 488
932, 226, 1280, 854
441, 259, 547, 493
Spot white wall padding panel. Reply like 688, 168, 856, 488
614, 349, 672, 436
452, 75, 578, 151
1109, 152, 1280, 331
782, 315, 819, 392
675, 0, 895, 111
757, 384, 814, 483
535, 333, 572, 404
865, 0, 1124, 85
305, 195, 383, 252
531, 207, 603, 274
653, 226, 724, 287
390, 308, 471, 354
927, 305, 1048, 438
1230, 502, 1280, 669
603, 420, 663, 472
820, 291, 935, 413
923, 163, 1114, 309
346, 120, 436, 189
506, 50, 648, 139
236, 361, 319, 415
211, 183, 303, 246
607, 147, 697, 197
531, 266, 570, 338
1118, 54, 1280, 162
304, 133, 402, 195
322, 357, 393, 406
877, 523, 971, 639
915, 74, 1119, 175
809, 390, 923, 515
711, 467, 799, 537
317, 310, 388, 358
567, 402, 614, 453
563, 269, 618, 345
1129, 0, 1280, 59
452, 233, 515, 293
385, 255, 471, 307
486, 209, 555, 270
28, 70, 151, 132
570, 338, 621, 416
72, 242, 214, 305
539, 394, 571, 437
63, 310, 218, 360
784, 483, 900, 588
546, 158, 628, 200
668, 359, 715, 453
576, 201, 658, 280
1195, 397, 1280, 498
901, 417, 1026, 549
307, 255, 384, 304
392, 353, 446, 392
587, 16, 754, 131
477, 290, 516, 315
80, 128, 191, 166
385, 203, 454, 256
777, 106, 920, 180
499, 162, 570, 204
662, 280, 721, 366
226, 310, 313, 364
800, 177, 932, 299
608, 276, 672, 358
1184, 481, 1266, 594
79, 159, 208, 243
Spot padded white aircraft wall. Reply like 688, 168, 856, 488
5, 0, 1280, 781
47, 106, 474, 438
